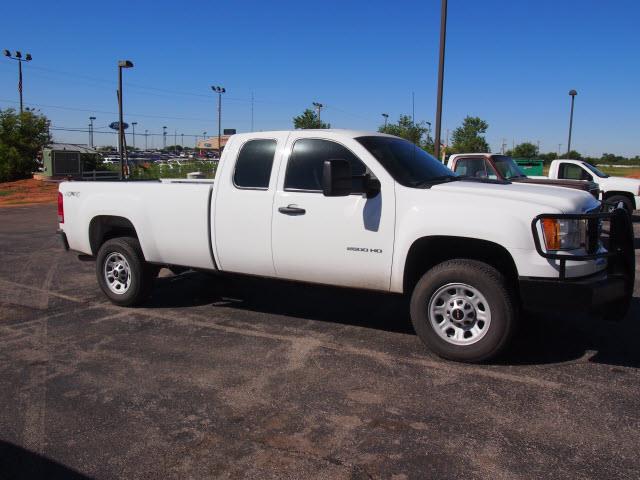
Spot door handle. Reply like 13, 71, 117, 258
278, 205, 306, 215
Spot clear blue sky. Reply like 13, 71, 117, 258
1, 0, 638, 156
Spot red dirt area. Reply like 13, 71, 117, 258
0, 178, 59, 207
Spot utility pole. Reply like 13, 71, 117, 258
117, 60, 134, 180
131, 122, 137, 149
501, 138, 507, 154
181, 133, 184, 149
567, 89, 577, 156
162, 126, 167, 149
433, 0, 448, 161
382, 113, 389, 129
536, 140, 540, 154
412, 91, 415, 125
174, 129, 177, 154
211, 86, 226, 155
145, 129, 148, 150
89, 116, 96, 148
251, 91, 254, 132
558, 143, 562, 158
3, 50, 32, 114
312, 102, 324, 125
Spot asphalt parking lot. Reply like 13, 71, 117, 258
1, 204, 639, 480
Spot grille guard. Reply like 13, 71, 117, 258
531, 208, 635, 283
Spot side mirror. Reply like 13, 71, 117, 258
322, 159, 352, 196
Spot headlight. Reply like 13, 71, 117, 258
541, 218, 587, 251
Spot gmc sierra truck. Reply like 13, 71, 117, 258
57, 130, 635, 363
542, 159, 640, 214
447, 153, 600, 198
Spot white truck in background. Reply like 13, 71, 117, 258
544, 159, 640, 214
57, 130, 635, 363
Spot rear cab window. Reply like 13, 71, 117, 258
454, 157, 497, 180
233, 139, 277, 189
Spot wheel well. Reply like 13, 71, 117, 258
403, 236, 518, 293
89, 216, 139, 255
603, 191, 634, 206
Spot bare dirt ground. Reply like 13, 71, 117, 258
0, 179, 58, 207
0, 204, 639, 479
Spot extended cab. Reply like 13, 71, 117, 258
57, 130, 635, 363
546, 159, 640, 214
447, 153, 600, 199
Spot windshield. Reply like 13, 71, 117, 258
493, 155, 526, 179
355, 136, 456, 187
582, 162, 609, 178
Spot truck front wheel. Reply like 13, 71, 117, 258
410, 259, 516, 363
96, 237, 154, 307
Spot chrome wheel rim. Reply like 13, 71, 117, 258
104, 252, 131, 295
428, 283, 491, 346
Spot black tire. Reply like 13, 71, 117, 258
605, 195, 633, 215
409, 259, 517, 363
96, 237, 154, 306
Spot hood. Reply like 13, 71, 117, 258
430, 179, 600, 213
602, 176, 640, 191
514, 177, 598, 192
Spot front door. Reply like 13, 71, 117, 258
271, 136, 395, 291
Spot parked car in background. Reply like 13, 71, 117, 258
544, 159, 640, 214
447, 154, 600, 199
57, 130, 635, 363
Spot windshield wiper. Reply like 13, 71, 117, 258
414, 176, 464, 187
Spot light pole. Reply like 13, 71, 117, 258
3, 50, 32, 114
174, 129, 177, 155
567, 89, 577, 156
181, 133, 184, 150
426, 121, 432, 145
312, 101, 324, 125
145, 129, 148, 150
131, 122, 137, 149
117, 60, 134, 180
382, 113, 389, 129
433, 0, 448, 161
89, 116, 96, 148
211, 86, 226, 155
162, 126, 167, 149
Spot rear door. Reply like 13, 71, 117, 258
270, 134, 396, 290
213, 133, 288, 276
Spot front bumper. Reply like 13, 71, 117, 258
523, 208, 635, 318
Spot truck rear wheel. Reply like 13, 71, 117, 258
96, 237, 154, 306
410, 259, 516, 363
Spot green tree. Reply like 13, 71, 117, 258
378, 114, 432, 150
450, 116, 490, 153
538, 152, 558, 164
0, 108, 51, 182
566, 150, 582, 160
293, 109, 330, 129
511, 142, 539, 159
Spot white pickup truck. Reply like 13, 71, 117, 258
57, 130, 635, 363
544, 159, 640, 214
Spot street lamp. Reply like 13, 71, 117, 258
117, 60, 134, 180
567, 89, 577, 156
145, 129, 148, 150
89, 116, 96, 148
211, 86, 226, 155
181, 133, 184, 149
312, 102, 324, 125
162, 126, 167, 149
3, 49, 33, 114
382, 113, 389, 129
433, 0, 448, 161
131, 122, 137, 149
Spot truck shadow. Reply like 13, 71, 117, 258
0, 440, 91, 480
149, 271, 640, 368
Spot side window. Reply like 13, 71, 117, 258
284, 139, 368, 192
233, 139, 277, 189
559, 163, 591, 181
455, 157, 487, 178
